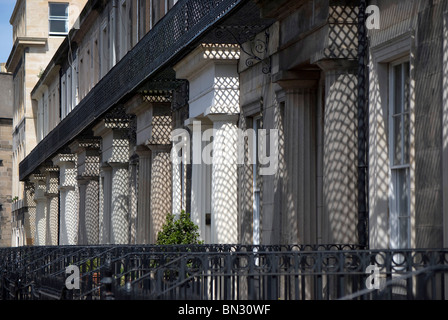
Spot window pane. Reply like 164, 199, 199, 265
399, 216, 409, 248
404, 113, 410, 164
391, 168, 410, 249
403, 62, 410, 112
50, 20, 68, 33
396, 169, 409, 216
50, 3, 68, 17
393, 115, 403, 165
394, 64, 403, 115
49, 3, 68, 34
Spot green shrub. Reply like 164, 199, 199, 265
156, 210, 203, 245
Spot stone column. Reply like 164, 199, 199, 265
23, 181, 36, 245
77, 176, 100, 245
147, 144, 172, 244
85, 177, 100, 244
53, 154, 79, 246
99, 163, 112, 244
317, 60, 359, 245
93, 118, 131, 245
32, 174, 47, 246
44, 167, 59, 246
125, 95, 154, 244
109, 162, 130, 244
129, 155, 138, 244
77, 178, 88, 245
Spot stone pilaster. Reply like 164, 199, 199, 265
135, 145, 152, 244
128, 154, 138, 244
207, 114, 240, 245
44, 166, 59, 246
186, 118, 213, 243
413, 3, 444, 248
24, 181, 36, 245
275, 73, 319, 245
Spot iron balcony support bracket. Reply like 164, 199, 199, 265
215, 25, 271, 74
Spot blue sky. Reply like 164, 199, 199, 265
0, 0, 15, 64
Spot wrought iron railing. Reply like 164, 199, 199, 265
1, 245, 447, 300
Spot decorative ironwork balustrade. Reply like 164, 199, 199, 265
1, 245, 447, 300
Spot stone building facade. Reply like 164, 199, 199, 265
6, 0, 88, 245
7, 0, 448, 250
0, 72, 13, 247
367, 0, 448, 249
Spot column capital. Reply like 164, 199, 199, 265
77, 177, 89, 185
44, 167, 60, 173
184, 116, 213, 131
101, 162, 112, 171
206, 113, 239, 124
44, 168, 59, 196
92, 120, 111, 138
44, 192, 59, 198
69, 139, 101, 154
147, 144, 172, 153
59, 185, 76, 191
314, 58, 358, 74
174, 43, 240, 80
52, 153, 77, 167
108, 161, 129, 169
124, 93, 152, 116
77, 175, 99, 183
34, 193, 47, 203
93, 118, 131, 139
32, 174, 47, 202
31, 173, 46, 184
272, 70, 320, 91
135, 145, 152, 158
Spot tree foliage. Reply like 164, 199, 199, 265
156, 210, 203, 245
